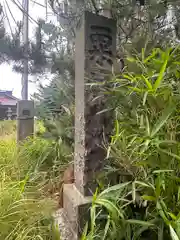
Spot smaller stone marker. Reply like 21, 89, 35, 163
17, 100, 34, 142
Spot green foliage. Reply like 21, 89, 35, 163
33, 18, 75, 143
0, 119, 72, 239
34, 73, 74, 147
0, 136, 65, 239
83, 47, 180, 239
0, 18, 48, 74
50, 0, 180, 54
1, 0, 180, 75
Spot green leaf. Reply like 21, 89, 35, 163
98, 182, 131, 198
126, 219, 155, 227
150, 104, 175, 138
122, 74, 136, 82
143, 91, 148, 106
145, 115, 150, 136
102, 216, 110, 240
115, 119, 120, 140
178, 187, 180, 202
141, 48, 145, 61
128, 86, 146, 93
156, 201, 169, 224
142, 75, 152, 90
134, 181, 153, 189
143, 48, 158, 64
168, 212, 177, 221
153, 51, 169, 91
92, 188, 98, 203
132, 182, 136, 204
169, 225, 180, 240
81, 223, 89, 240
90, 205, 96, 235
127, 57, 136, 62
95, 198, 124, 219
141, 195, 156, 201
153, 170, 174, 174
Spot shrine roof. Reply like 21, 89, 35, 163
0, 90, 19, 106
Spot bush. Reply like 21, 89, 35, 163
84, 47, 180, 239
33, 74, 74, 146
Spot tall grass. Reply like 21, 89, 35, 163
84, 47, 180, 239
0, 120, 16, 139
0, 122, 72, 239
0, 120, 45, 140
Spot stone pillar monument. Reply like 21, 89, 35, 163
56, 11, 116, 239
74, 11, 116, 197
17, 100, 34, 142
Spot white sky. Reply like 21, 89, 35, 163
0, 0, 55, 99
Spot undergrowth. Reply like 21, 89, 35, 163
83, 46, 180, 240
0, 131, 72, 239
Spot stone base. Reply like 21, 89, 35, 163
54, 208, 75, 239
54, 184, 92, 240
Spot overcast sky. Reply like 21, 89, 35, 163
0, 0, 54, 98
0, 2, 175, 99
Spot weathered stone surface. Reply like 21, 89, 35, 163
17, 100, 34, 142
74, 11, 117, 196
54, 209, 75, 240
55, 184, 91, 239
57, 11, 117, 239
63, 184, 91, 236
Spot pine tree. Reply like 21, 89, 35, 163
0, 3, 49, 75
33, 0, 180, 142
